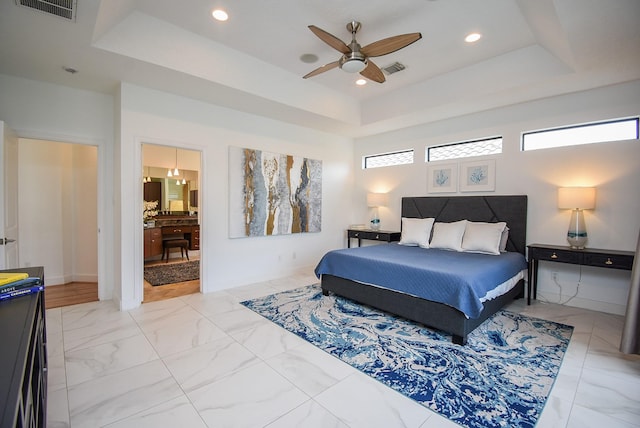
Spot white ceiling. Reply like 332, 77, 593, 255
1, 0, 639, 137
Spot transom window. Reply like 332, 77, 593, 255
363, 149, 414, 169
426, 136, 502, 162
522, 117, 639, 151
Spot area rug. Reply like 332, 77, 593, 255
241, 284, 573, 428
143, 260, 199, 286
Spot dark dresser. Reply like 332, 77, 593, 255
0, 266, 46, 428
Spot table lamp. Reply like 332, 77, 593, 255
367, 193, 388, 231
558, 187, 596, 249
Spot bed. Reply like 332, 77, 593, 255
316, 195, 528, 345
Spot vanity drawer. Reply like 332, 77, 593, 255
162, 225, 191, 235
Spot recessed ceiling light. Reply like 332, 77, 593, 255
356, 79, 367, 86
465, 33, 482, 43
212, 9, 228, 21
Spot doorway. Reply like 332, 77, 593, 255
142, 144, 201, 303
18, 138, 99, 308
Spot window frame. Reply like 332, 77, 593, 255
363, 149, 414, 169
521, 117, 639, 151
426, 136, 503, 162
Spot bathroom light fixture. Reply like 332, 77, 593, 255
143, 166, 151, 183
558, 187, 596, 249
173, 148, 179, 176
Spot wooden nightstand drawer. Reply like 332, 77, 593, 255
365, 231, 390, 241
347, 229, 401, 247
527, 243, 635, 306
583, 253, 634, 270
529, 247, 581, 264
348, 230, 365, 239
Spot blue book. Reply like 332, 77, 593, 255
0, 284, 44, 301
0, 277, 42, 294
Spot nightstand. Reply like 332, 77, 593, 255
526, 244, 634, 305
347, 229, 401, 248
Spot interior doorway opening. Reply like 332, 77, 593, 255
17, 138, 99, 308
142, 144, 201, 303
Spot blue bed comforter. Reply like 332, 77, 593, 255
314, 243, 527, 318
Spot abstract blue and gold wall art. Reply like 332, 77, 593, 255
229, 147, 322, 237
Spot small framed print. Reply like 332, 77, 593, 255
459, 159, 495, 192
427, 163, 457, 193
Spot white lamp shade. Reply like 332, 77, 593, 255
367, 193, 388, 207
558, 187, 596, 210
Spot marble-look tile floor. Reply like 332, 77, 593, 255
46, 272, 640, 428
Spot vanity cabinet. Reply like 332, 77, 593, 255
144, 227, 163, 259
191, 226, 200, 250
143, 181, 161, 204
161, 225, 200, 251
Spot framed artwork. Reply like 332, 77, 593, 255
427, 163, 457, 193
459, 159, 496, 192
228, 146, 322, 238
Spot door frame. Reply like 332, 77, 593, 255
0, 121, 19, 269
136, 138, 204, 304
9, 129, 108, 299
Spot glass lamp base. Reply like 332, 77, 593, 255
370, 206, 381, 230
567, 209, 587, 249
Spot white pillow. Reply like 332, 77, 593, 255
499, 226, 510, 252
399, 217, 435, 248
429, 220, 468, 251
462, 221, 507, 255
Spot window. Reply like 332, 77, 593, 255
363, 149, 414, 169
426, 137, 502, 162
522, 117, 639, 151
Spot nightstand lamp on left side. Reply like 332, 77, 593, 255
367, 192, 388, 231
558, 186, 596, 249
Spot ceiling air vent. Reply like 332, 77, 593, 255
382, 62, 406, 76
16, 0, 77, 22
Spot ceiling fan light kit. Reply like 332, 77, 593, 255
340, 53, 367, 73
304, 21, 421, 83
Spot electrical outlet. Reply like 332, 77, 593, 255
552, 272, 558, 281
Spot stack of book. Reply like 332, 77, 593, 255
0, 272, 43, 301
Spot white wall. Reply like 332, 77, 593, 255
3, 72, 638, 315
0, 74, 114, 299
116, 83, 354, 310
353, 80, 640, 315
17, 140, 98, 285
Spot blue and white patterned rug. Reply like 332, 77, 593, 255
241, 284, 573, 428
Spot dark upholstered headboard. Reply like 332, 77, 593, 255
401, 195, 528, 255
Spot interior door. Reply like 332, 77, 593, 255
0, 121, 19, 269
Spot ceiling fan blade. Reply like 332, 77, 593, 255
361, 33, 422, 57
303, 61, 340, 79
308, 25, 350, 54
360, 60, 385, 83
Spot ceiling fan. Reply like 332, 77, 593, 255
303, 21, 422, 83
